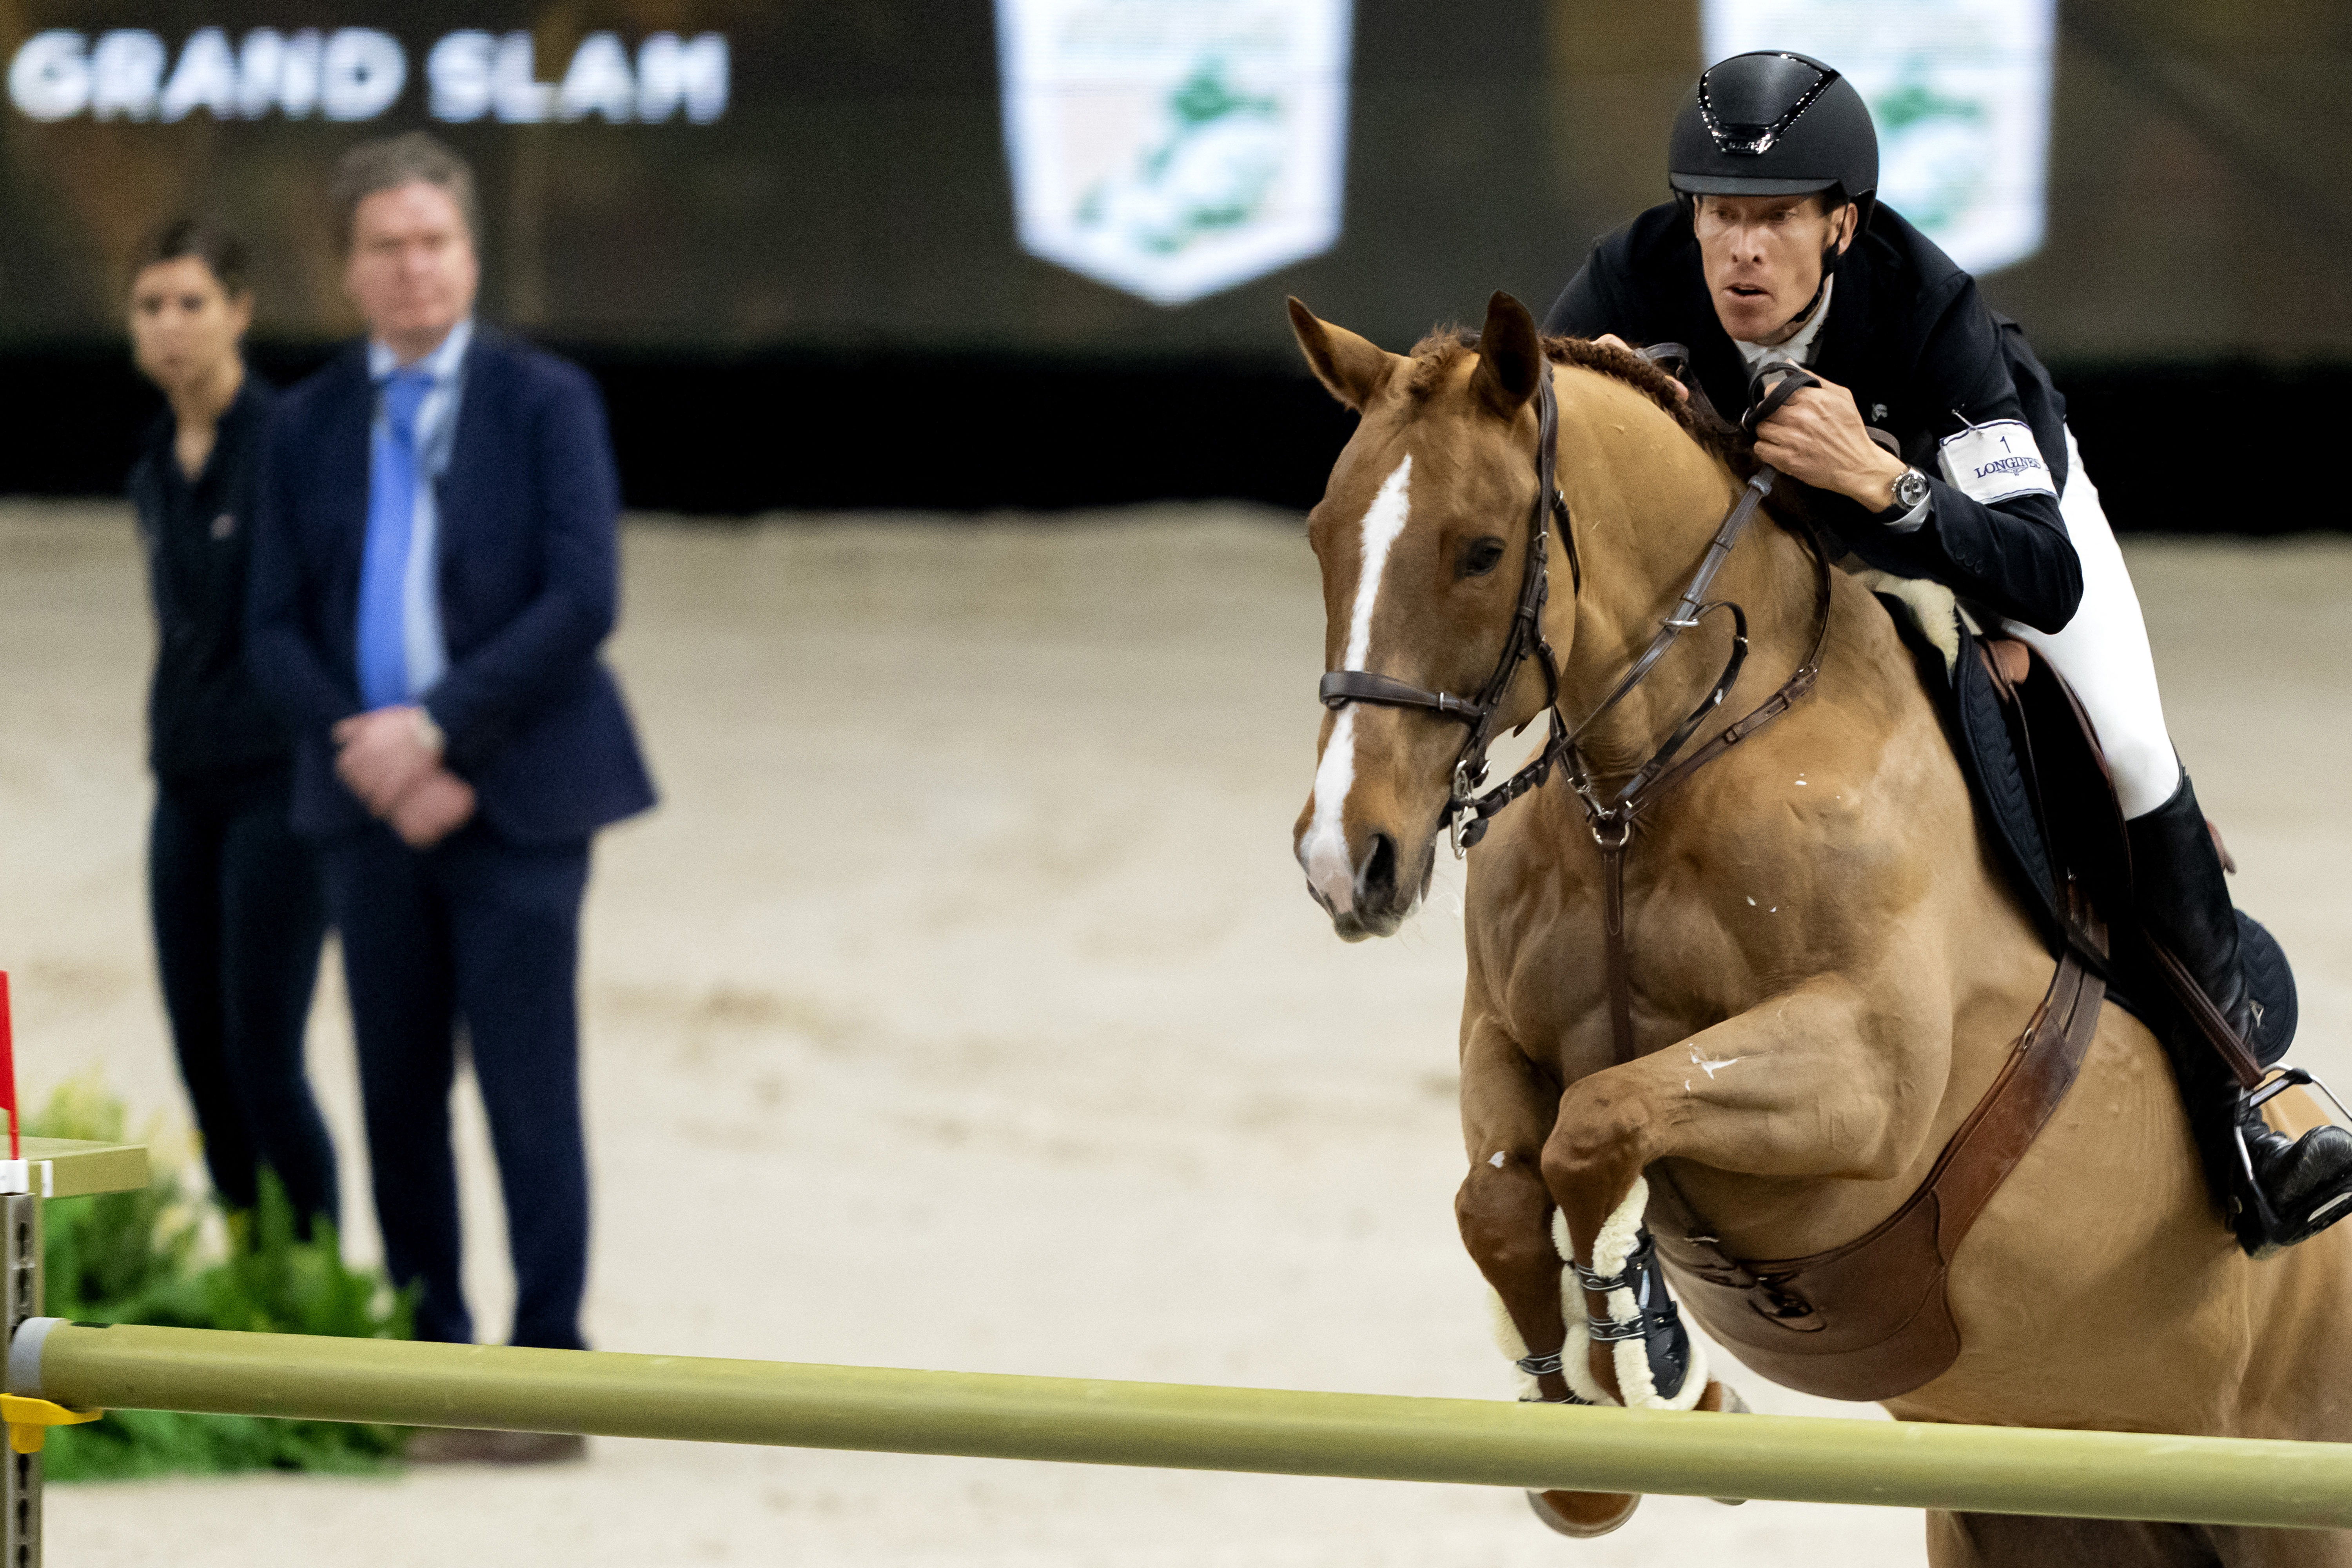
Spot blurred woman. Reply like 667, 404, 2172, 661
128, 220, 337, 1232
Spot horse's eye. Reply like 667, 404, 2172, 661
1459, 537, 1508, 578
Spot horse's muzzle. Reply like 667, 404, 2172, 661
1301, 829, 1425, 941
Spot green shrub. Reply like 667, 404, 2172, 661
25, 1081, 415, 1480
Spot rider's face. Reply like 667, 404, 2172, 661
1694, 194, 1857, 345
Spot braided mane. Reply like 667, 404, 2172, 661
1401, 327, 1746, 467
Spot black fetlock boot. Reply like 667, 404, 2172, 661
2129, 770, 2352, 1253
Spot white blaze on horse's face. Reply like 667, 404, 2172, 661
1299, 453, 1414, 919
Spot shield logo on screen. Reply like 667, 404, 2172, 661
1704, 0, 2055, 275
996, 0, 1352, 307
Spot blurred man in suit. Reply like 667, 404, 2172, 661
249, 133, 655, 1461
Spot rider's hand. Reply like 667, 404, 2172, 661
1752, 372, 1908, 510
1592, 334, 1690, 400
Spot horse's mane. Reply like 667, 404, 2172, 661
1402, 328, 1747, 470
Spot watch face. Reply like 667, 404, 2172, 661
1897, 468, 1931, 508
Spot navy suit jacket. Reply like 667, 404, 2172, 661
248, 325, 657, 845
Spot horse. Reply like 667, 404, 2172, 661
1286, 289, 2352, 1566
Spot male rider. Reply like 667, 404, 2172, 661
1544, 50, 2352, 1252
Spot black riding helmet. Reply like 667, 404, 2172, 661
1668, 51, 1880, 328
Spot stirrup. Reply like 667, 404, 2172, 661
2232, 1066, 2352, 1254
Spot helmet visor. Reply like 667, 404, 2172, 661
1670, 172, 1843, 198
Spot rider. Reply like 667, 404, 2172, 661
1543, 49, 2352, 1254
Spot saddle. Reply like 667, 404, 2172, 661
1647, 595, 2296, 1402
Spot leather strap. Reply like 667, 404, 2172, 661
1565, 477, 1771, 757
1318, 670, 1484, 722
2150, 942, 2264, 1089
1648, 938, 2107, 1394
1924, 945, 2107, 1247
1741, 358, 1820, 437
1580, 522, 1834, 1065
1635, 341, 1739, 439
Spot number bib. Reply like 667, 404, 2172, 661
1937, 419, 2057, 505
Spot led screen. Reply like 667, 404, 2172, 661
0, 2, 2342, 363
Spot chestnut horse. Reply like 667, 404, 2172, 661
1288, 290, 2352, 1566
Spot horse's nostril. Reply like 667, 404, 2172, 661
1359, 832, 1398, 903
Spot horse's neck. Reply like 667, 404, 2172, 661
1549, 419, 1818, 776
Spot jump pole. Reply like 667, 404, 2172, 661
13, 1317, 2352, 1533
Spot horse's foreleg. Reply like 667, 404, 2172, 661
1455, 1014, 1592, 1403
1541, 973, 1940, 1408
1456, 1012, 1748, 1539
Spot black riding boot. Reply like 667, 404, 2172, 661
2129, 770, 2352, 1253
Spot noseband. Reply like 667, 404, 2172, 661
1315, 350, 1832, 884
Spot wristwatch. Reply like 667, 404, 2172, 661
1887, 466, 1931, 513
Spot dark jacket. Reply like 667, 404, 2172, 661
1544, 201, 2083, 633
246, 325, 657, 844
132, 375, 294, 781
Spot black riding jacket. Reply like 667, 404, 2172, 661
131, 374, 293, 781
1544, 201, 2083, 634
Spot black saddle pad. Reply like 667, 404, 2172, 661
1879, 594, 2296, 1064
1880, 595, 2079, 953
2239, 909, 2298, 1069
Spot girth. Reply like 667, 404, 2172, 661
1648, 937, 2107, 1401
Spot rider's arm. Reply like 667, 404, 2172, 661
1830, 284, 2084, 635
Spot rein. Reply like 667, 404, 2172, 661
1317, 350, 1834, 1065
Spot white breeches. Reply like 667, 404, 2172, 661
1996, 427, 2181, 820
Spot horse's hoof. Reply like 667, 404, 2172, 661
1526, 1488, 1640, 1537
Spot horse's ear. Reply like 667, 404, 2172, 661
1470, 290, 1544, 421
1287, 297, 1394, 412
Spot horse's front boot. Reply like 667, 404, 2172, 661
1557, 1179, 1711, 1411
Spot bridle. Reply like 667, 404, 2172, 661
1318, 361, 1576, 858
1316, 347, 1834, 1064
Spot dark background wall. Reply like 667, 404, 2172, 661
2, 0, 2345, 526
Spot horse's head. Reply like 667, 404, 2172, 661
1289, 290, 1562, 940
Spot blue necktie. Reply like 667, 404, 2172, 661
356, 368, 435, 709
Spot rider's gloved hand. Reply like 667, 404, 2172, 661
1752, 370, 1910, 513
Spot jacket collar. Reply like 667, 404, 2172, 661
1809, 229, 1875, 389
